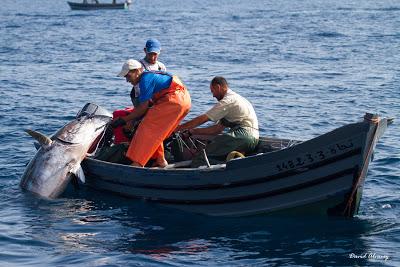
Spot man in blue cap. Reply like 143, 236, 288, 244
139, 38, 166, 72
130, 39, 167, 106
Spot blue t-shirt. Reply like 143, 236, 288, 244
138, 72, 173, 103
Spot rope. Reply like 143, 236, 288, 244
172, 132, 206, 157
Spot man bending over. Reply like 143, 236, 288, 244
177, 76, 259, 167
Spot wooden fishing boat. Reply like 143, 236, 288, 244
81, 112, 392, 217
67, 0, 130, 10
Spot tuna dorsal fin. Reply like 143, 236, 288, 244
24, 129, 52, 146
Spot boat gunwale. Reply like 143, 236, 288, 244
83, 120, 371, 175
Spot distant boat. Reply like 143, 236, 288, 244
67, 0, 131, 10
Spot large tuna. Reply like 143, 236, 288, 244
20, 103, 112, 198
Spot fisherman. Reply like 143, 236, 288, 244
111, 39, 167, 147
112, 59, 191, 168
129, 39, 166, 107
139, 38, 166, 72
176, 76, 259, 167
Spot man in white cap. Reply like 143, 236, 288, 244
112, 59, 191, 168
139, 38, 166, 72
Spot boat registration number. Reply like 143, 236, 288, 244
275, 139, 355, 172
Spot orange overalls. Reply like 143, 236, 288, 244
126, 76, 191, 166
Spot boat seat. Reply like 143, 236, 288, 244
165, 160, 226, 169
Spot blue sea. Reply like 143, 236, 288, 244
1, 0, 399, 266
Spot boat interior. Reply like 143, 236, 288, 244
92, 129, 302, 169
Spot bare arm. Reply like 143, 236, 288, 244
121, 100, 150, 122
176, 114, 210, 131
190, 123, 225, 135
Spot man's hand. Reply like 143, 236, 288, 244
111, 117, 126, 128
181, 129, 192, 138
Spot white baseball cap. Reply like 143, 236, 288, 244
117, 59, 142, 77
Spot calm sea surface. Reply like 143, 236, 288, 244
0, 0, 399, 266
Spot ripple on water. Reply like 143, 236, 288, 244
0, 0, 399, 266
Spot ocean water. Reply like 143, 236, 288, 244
1, 0, 399, 266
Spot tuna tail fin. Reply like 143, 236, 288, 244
24, 129, 52, 146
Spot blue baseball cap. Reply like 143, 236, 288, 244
145, 38, 161, 54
